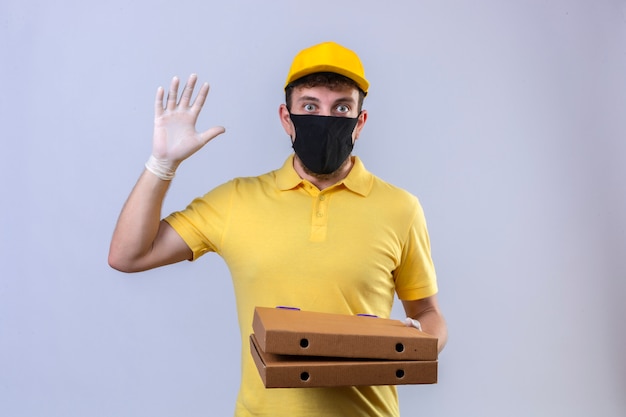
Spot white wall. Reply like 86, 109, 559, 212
1, 0, 625, 416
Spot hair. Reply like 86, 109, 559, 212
285, 72, 366, 112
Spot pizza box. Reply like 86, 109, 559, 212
252, 306, 438, 361
250, 334, 437, 388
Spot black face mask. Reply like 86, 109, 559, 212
289, 113, 359, 175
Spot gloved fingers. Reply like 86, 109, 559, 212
166, 76, 180, 110
404, 317, 422, 331
178, 74, 198, 107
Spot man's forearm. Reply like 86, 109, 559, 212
108, 169, 171, 271
415, 309, 448, 353
402, 297, 448, 353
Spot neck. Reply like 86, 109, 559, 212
293, 155, 354, 191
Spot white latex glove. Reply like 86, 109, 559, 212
146, 74, 225, 180
404, 317, 423, 332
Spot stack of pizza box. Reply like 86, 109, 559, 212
250, 306, 439, 388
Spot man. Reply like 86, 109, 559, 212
109, 41, 447, 417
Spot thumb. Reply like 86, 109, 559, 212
404, 317, 422, 331
198, 126, 226, 146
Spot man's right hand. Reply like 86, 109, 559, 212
109, 74, 224, 271
148, 74, 225, 179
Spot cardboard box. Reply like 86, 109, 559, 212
252, 307, 438, 361
250, 335, 438, 388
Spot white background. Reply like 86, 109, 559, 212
1, 1, 625, 416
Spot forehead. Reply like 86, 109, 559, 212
291, 84, 359, 103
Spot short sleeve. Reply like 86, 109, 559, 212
393, 201, 438, 300
164, 180, 235, 260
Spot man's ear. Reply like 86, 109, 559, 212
279, 104, 294, 138
353, 109, 368, 141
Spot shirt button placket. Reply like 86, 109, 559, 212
310, 192, 328, 241
317, 193, 327, 218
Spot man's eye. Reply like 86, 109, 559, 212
336, 105, 349, 113
304, 104, 317, 112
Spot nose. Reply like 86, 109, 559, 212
318, 106, 333, 117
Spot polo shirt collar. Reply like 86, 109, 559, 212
341, 156, 373, 197
275, 154, 373, 197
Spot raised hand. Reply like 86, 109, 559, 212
147, 74, 225, 180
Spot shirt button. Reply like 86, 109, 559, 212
316, 212, 324, 217
319, 195, 326, 201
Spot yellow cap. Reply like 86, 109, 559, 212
285, 42, 369, 94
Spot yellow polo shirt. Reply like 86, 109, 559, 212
165, 155, 438, 417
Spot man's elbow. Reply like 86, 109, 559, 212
108, 250, 143, 273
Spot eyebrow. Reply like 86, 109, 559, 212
296, 95, 357, 105
296, 95, 321, 103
